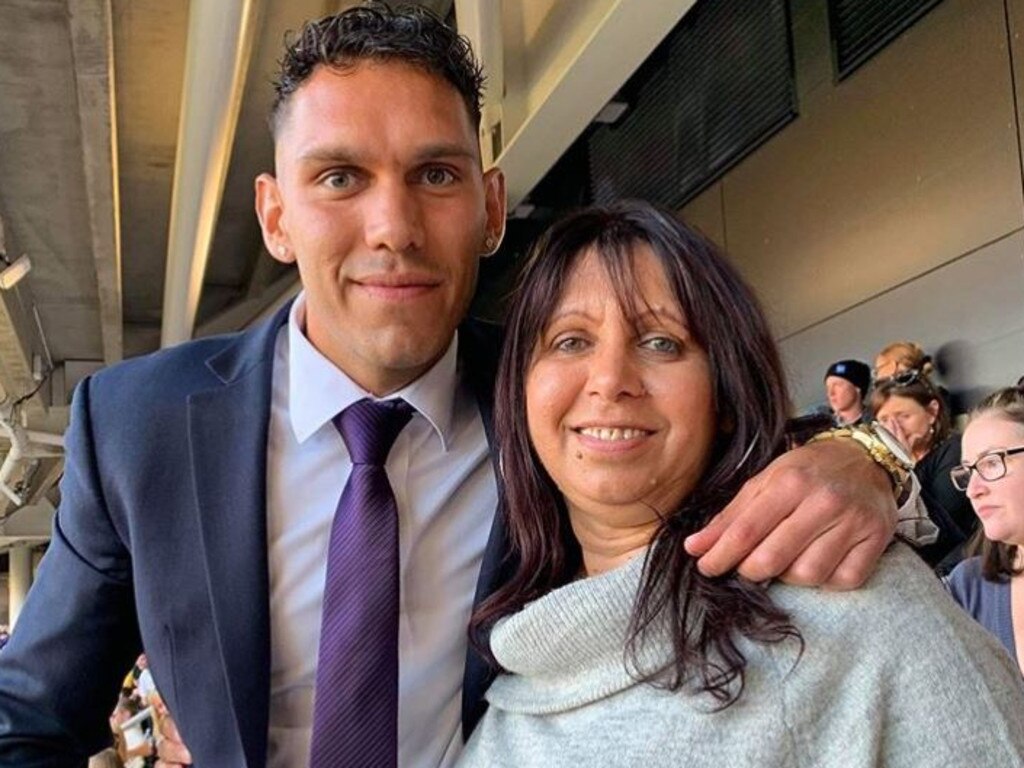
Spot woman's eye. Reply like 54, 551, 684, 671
977, 455, 1003, 474
422, 167, 456, 186
640, 336, 681, 354
554, 336, 588, 353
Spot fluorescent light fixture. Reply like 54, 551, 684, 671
593, 100, 629, 125
0, 255, 31, 290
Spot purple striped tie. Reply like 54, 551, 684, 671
309, 398, 413, 768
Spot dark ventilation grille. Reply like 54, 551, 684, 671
829, 0, 944, 80
588, 0, 796, 209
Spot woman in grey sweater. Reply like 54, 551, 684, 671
459, 201, 1024, 767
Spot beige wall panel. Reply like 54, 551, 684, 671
720, 0, 1023, 337
679, 183, 726, 247
781, 229, 1024, 411
1008, 0, 1024, 167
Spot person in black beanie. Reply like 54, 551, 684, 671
825, 359, 871, 426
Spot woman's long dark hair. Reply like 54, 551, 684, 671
470, 201, 800, 706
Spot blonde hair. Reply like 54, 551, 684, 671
875, 341, 934, 378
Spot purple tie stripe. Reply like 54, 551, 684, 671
309, 398, 413, 768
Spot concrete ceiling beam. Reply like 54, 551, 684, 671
0, 499, 57, 539
68, 0, 123, 364
493, 0, 698, 208
161, 0, 263, 347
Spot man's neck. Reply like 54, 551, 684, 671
836, 406, 863, 425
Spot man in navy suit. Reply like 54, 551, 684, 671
0, 5, 899, 767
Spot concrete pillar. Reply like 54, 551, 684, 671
9, 545, 32, 629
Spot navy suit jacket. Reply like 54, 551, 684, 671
0, 303, 511, 767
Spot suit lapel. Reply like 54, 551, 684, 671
188, 304, 290, 768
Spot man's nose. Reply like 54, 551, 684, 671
363, 178, 424, 253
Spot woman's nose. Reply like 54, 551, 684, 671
966, 470, 988, 500
587, 344, 645, 400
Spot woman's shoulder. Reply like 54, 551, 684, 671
918, 434, 962, 473
944, 556, 988, 605
761, 545, 1024, 762
767, 544, 989, 659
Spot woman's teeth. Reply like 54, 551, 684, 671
578, 427, 647, 441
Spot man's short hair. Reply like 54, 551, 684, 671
270, 2, 485, 137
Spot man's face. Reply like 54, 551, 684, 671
825, 375, 861, 414
256, 61, 505, 395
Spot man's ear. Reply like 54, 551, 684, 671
482, 167, 507, 253
255, 172, 295, 264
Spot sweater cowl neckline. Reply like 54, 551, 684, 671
486, 552, 677, 714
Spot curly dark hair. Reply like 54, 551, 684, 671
470, 201, 801, 707
270, 2, 485, 137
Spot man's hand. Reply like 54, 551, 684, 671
685, 438, 897, 589
154, 713, 192, 768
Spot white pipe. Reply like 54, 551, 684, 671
9, 545, 32, 629
24, 430, 63, 448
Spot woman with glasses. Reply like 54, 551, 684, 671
872, 377, 976, 570
946, 386, 1024, 670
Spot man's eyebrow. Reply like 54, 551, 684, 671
411, 143, 479, 163
296, 146, 364, 165
296, 143, 478, 165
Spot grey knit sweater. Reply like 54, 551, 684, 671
459, 545, 1024, 767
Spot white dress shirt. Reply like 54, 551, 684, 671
265, 294, 497, 768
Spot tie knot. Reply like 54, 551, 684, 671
333, 398, 414, 466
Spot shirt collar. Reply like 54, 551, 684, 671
287, 292, 458, 450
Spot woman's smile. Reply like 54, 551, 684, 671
525, 246, 715, 524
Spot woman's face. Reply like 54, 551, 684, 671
524, 246, 717, 526
875, 394, 939, 458
961, 414, 1024, 546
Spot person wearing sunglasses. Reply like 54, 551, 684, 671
872, 375, 977, 570
873, 340, 955, 412
946, 385, 1024, 671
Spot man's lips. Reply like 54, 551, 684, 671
351, 274, 441, 300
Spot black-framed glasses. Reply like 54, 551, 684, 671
950, 446, 1024, 491
873, 368, 923, 388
